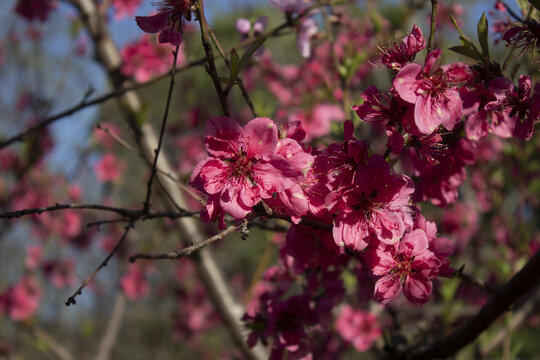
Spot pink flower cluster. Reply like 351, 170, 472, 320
191, 115, 454, 310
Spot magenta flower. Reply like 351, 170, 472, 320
394, 49, 464, 134
190, 117, 297, 223
367, 229, 441, 305
135, 0, 193, 46
503, 20, 540, 55
380, 24, 426, 71
485, 75, 540, 140
327, 155, 414, 251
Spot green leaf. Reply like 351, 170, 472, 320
451, 15, 483, 61
229, 48, 240, 81
449, 45, 481, 60
229, 36, 266, 86
477, 12, 490, 60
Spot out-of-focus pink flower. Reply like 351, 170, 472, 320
0, 276, 42, 321
303, 103, 344, 141
335, 305, 381, 351
43, 259, 76, 289
94, 153, 124, 183
175, 134, 207, 175
112, 0, 142, 20
270, 0, 312, 14
120, 264, 149, 300
25, 245, 43, 270
14, 0, 56, 22
93, 122, 122, 148
121, 35, 184, 82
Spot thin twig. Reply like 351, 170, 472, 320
129, 218, 249, 262
207, 22, 258, 117
65, 220, 135, 306
0, 203, 194, 220
427, 0, 439, 53
96, 123, 136, 152
196, 0, 230, 116
453, 265, 503, 296
86, 218, 130, 229
143, 44, 181, 214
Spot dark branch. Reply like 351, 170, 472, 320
143, 44, 181, 214
65, 220, 135, 306
128, 218, 249, 263
399, 248, 540, 360
0, 203, 195, 220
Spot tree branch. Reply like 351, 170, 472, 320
129, 218, 249, 262
399, 248, 540, 360
142, 44, 181, 214
427, 0, 438, 53
94, 293, 126, 360
65, 220, 134, 306
0, 203, 194, 220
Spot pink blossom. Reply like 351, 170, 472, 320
94, 153, 124, 183
120, 264, 149, 300
367, 229, 441, 305
380, 24, 426, 71
335, 305, 381, 351
485, 76, 540, 140
135, 0, 193, 46
394, 49, 465, 134
327, 155, 414, 251
112, 0, 142, 20
190, 117, 298, 223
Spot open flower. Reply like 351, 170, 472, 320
190, 117, 297, 225
367, 229, 441, 305
394, 49, 465, 134
135, 0, 193, 46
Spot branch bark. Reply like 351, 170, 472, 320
399, 248, 540, 360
